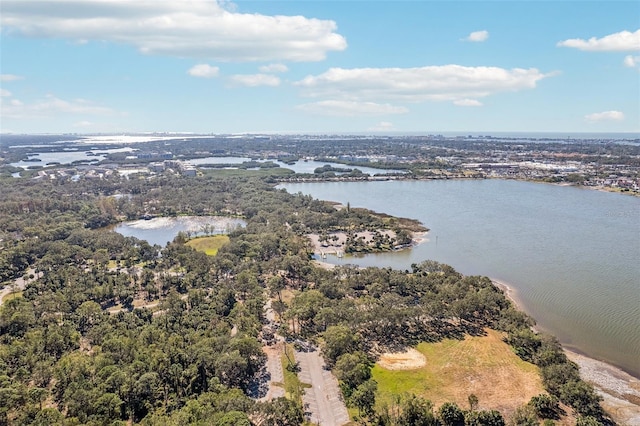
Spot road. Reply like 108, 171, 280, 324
0, 269, 38, 306
296, 347, 350, 426
257, 343, 286, 401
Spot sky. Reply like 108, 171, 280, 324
1, 0, 639, 135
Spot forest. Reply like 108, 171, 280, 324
0, 169, 613, 425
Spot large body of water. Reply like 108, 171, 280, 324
10, 147, 133, 169
187, 157, 404, 176
279, 179, 640, 378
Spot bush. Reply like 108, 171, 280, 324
438, 402, 465, 426
528, 394, 562, 419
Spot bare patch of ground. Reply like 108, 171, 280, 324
378, 348, 427, 370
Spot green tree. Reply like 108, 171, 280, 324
257, 397, 304, 426
31, 408, 64, 426
438, 402, 465, 426
398, 394, 437, 426
559, 381, 603, 419
465, 410, 505, 426
322, 325, 360, 366
350, 379, 377, 417
528, 394, 562, 419
334, 351, 372, 392
575, 416, 602, 426
509, 405, 537, 426
217, 410, 252, 426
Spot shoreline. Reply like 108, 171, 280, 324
310, 262, 640, 424
491, 279, 640, 425
565, 350, 640, 426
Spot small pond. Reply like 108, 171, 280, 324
113, 216, 246, 247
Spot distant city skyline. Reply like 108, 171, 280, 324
1, 1, 639, 134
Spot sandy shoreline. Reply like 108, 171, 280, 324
565, 350, 640, 425
491, 279, 640, 425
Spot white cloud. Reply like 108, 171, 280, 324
259, 63, 289, 73
295, 65, 551, 105
584, 110, 625, 122
557, 29, 640, 52
454, 99, 483, 107
0, 74, 24, 81
464, 30, 489, 42
229, 74, 281, 87
1, 0, 347, 62
624, 55, 640, 68
368, 121, 395, 131
188, 64, 220, 78
295, 100, 409, 116
1, 94, 115, 119
0, 89, 12, 97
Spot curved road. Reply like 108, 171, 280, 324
0, 269, 38, 305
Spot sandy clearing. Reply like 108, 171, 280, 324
378, 348, 427, 370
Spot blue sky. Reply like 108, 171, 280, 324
1, 0, 638, 134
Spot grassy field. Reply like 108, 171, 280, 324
1, 291, 23, 303
372, 329, 546, 417
185, 235, 230, 255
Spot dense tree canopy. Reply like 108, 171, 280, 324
0, 167, 614, 425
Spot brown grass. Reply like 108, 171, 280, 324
373, 329, 546, 418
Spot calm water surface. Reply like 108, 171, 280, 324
114, 216, 246, 247
273, 160, 405, 176
186, 157, 403, 175
10, 147, 133, 169
280, 179, 640, 378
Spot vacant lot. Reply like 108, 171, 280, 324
185, 235, 229, 255
372, 329, 545, 417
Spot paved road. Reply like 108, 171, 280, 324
258, 344, 286, 401
296, 348, 350, 426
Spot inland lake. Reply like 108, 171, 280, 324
278, 179, 640, 380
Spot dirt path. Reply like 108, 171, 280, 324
295, 347, 349, 426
